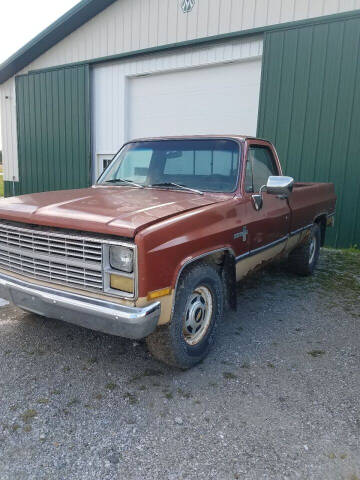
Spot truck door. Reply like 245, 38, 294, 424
243, 142, 290, 257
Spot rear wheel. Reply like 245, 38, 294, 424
146, 262, 224, 369
287, 223, 321, 276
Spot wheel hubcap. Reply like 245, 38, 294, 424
183, 286, 213, 346
309, 235, 316, 264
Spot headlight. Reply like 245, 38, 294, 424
109, 246, 134, 273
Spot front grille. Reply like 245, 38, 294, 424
0, 222, 104, 291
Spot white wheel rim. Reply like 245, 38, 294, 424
309, 234, 317, 264
183, 286, 213, 346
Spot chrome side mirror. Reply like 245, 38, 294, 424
251, 176, 294, 211
266, 176, 294, 197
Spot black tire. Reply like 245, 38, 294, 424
146, 262, 224, 369
287, 223, 321, 276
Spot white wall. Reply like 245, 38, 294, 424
0, 78, 18, 181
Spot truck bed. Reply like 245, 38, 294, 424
288, 182, 336, 232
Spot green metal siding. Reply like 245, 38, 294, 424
4, 181, 20, 197
258, 17, 360, 248
13, 64, 91, 196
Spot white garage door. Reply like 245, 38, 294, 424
92, 36, 263, 180
128, 59, 262, 139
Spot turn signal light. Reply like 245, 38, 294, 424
147, 287, 172, 301
110, 274, 134, 293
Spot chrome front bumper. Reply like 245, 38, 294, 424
0, 272, 160, 339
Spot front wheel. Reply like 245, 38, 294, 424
287, 223, 321, 276
146, 262, 224, 369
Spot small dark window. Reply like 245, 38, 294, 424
103, 158, 112, 172
245, 146, 279, 193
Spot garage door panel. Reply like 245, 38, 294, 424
129, 60, 262, 139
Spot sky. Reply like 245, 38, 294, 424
0, 0, 80, 148
0, 0, 80, 64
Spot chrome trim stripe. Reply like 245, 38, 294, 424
235, 223, 314, 263
327, 211, 336, 218
289, 224, 312, 237
236, 235, 289, 262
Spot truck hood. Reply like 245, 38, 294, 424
0, 186, 228, 237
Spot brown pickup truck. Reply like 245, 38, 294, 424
0, 136, 336, 368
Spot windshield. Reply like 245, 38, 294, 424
97, 139, 240, 193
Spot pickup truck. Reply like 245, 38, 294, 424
0, 136, 336, 368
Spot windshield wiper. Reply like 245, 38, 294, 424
103, 178, 144, 188
148, 182, 203, 195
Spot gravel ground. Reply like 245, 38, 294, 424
0, 249, 359, 480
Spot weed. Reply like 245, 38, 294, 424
106, 382, 117, 391
177, 388, 191, 399
308, 350, 325, 358
21, 409, 37, 423
11, 424, 20, 432
123, 392, 138, 405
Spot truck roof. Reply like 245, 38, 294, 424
128, 134, 267, 143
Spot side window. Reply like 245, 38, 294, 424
247, 146, 279, 193
244, 160, 253, 193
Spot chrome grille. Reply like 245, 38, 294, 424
0, 222, 103, 291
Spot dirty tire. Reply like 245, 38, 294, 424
288, 223, 321, 276
146, 262, 224, 369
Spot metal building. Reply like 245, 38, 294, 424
0, 0, 359, 247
